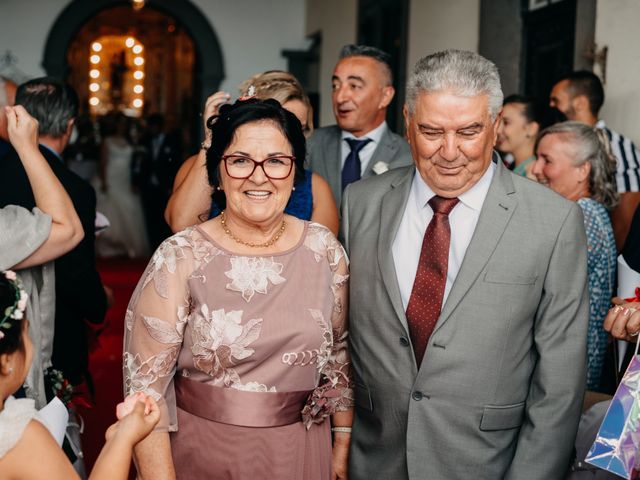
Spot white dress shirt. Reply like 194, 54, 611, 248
392, 162, 495, 310
341, 121, 388, 175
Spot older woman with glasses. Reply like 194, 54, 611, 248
124, 98, 353, 480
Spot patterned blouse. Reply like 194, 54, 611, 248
577, 197, 617, 390
123, 222, 353, 431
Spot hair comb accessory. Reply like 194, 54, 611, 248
0, 270, 28, 340
238, 85, 256, 101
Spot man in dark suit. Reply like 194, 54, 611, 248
307, 44, 412, 207
135, 113, 182, 249
0, 77, 107, 387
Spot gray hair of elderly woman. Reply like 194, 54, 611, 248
406, 50, 503, 120
537, 121, 619, 210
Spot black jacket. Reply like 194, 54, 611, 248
0, 145, 107, 384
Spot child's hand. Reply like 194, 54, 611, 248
106, 395, 160, 446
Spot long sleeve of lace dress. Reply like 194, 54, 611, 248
123, 232, 196, 432
302, 231, 354, 428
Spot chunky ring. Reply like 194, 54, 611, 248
630, 331, 639, 337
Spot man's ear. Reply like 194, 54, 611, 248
403, 104, 411, 139
491, 109, 503, 145
65, 118, 75, 137
573, 95, 590, 116
379, 85, 395, 109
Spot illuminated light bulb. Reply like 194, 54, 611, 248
133, 99, 143, 108
91, 42, 102, 52
89, 69, 100, 78
132, 45, 143, 54
90, 55, 101, 64
125, 37, 135, 48
89, 83, 100, 92
133, 70, 144, 80
89, 97, 100, 106
133, 85, 144, 94
133, 56, 144, 66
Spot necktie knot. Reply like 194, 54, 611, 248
345, 137, 371, 154
428, 195, 459, 216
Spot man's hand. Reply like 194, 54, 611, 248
5, 105, 39, 152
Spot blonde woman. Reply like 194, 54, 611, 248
165, 71, 339, 235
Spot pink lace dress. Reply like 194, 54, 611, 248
123, 222, 353, 479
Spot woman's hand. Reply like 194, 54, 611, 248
5, 105, 39, 152
202, 91, 231, 147
331, 432, 350, 480
603, 297, 640, 342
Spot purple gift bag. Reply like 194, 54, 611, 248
586, 341, 640, 479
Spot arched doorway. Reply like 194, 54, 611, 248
42, 0, 224, 148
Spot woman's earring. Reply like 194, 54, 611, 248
216, 185, 223, 191
292, 186, 296, 191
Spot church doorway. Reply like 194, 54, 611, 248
43, 0, 225, 149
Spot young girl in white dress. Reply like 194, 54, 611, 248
0, 270, 159, 479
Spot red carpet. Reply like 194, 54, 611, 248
79, 257, 148, 474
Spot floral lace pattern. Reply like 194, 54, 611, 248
225, 256, 286, 302
123, 223, 353, 433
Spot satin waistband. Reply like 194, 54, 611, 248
175, 376, 312, 427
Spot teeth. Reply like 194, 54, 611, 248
246, 191, 270, 197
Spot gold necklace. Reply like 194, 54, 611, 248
219, 210, 286, 248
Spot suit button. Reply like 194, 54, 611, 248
412, 391, 423, 401
399, 337, 410, 347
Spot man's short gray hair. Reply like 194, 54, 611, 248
339, 44, 393, 86
537, 121, 619, 210
406, 50, 503, 120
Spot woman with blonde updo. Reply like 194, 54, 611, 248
166, 71, 339, 235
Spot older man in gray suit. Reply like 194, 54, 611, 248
308, 45, 412, 206
342, 50, 589, 479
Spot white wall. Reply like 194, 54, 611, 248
305, 0, 357, 126
595, 0, 640, 144
407, 0, 480, 74
0, 0, 308, 98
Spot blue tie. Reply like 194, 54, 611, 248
342, 138, 372, 190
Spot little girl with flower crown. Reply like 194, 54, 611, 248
0, 270, 159, 479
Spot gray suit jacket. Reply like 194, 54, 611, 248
342, 161, 589, 480
307, 125, 412, 207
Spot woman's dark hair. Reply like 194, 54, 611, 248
0, 276, 25, 355
205, 98, 306, 210
503, 94, 565, 130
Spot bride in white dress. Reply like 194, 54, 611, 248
94, 114, 149, 258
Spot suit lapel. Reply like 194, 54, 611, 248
325, 128, 343, 205
433, 161, 517, 334
363, 128, 399, 178
377, 167, 414, 334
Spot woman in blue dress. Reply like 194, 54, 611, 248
533, 121, 619, 390
166, 71, 339, 235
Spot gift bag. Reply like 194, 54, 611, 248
586, 340, 640, 478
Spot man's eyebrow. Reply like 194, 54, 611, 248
458, 122, 483, 130
346, 75, 365, 83
418, 123, 443, 130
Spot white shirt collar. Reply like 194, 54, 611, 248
341, 121, 387, 145
411, 161, 496, 213
595, 119, 606, 130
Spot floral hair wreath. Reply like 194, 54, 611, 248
0, 270, 28, 340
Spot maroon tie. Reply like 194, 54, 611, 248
406, 195, 459, 366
